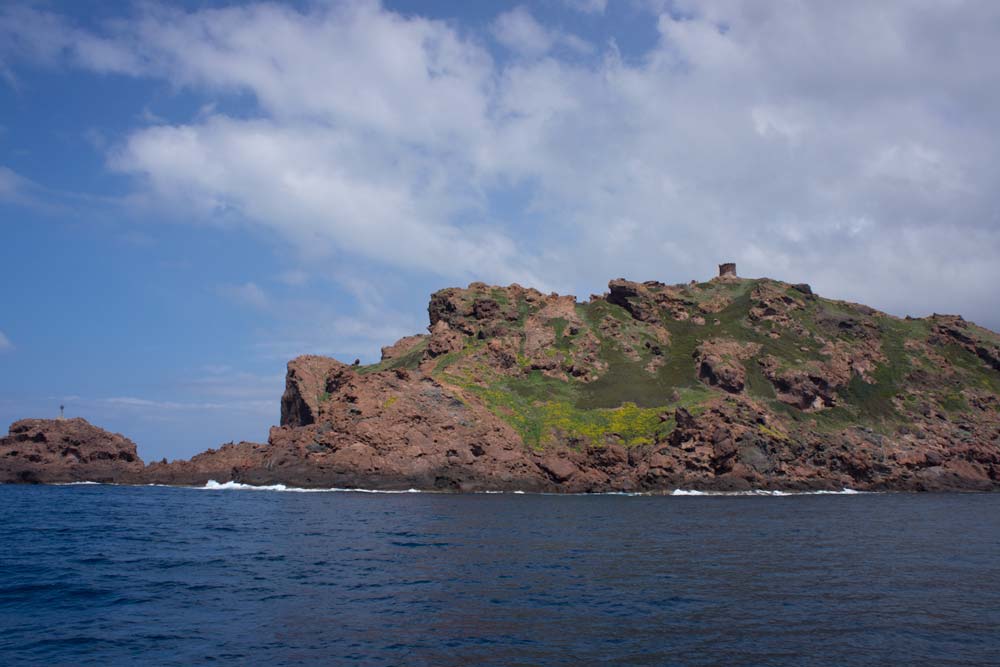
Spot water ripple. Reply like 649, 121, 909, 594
0, 487, 998, 666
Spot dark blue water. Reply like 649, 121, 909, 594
1, 486, 998, 666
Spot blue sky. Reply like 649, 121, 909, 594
2, 0, 999, 460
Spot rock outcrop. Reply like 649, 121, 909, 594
0, 418, 144, 484
3, 273, 999, 492
695, 340, 761, 393
280, 355, 344, 427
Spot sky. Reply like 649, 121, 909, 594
1, 0, 999, 461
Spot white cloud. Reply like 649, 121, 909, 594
249, 305, 421, 362
0, 163, 113, 214
492, 7, 554, 57
85, 395, 274, 417
0, 330, 12, 351
112, 115, 536, 282
863, 143, 968, 196
561, 0, 607, 14
277, 270, 308, 286
492, 6, 593, 58
104, 396, 213, 410
216, 281, 270, 310
0, 4, 141, 78
183, 368, 283, 403
3, 1, 1000, 329
0, 166, 31, 204
750, 105, 806, 143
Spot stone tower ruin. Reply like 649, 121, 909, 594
718, 262, 737, 278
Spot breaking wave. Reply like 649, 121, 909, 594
201, 480, 423, 493
49, 480, 866, 496
671, 488, 864, 496
198, 481, 866, 496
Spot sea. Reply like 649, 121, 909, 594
1, 484, 998, 666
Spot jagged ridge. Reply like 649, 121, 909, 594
3, 274, 999, 492
266, 274, 999, 491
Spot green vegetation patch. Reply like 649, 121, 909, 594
758, 423, 789, 441
689, 278, 754, 305
744, 359, 776, 399
938, 392, 968, 414
653, 287, 760, 387
829, 317, 918, 424
357, 338, 429, 375
938, 343, 1000, 394
570, 283, 766, 408
579, 299, 632, 325
444, 366, 713, 449
515, 294, 536, 326
470, 376, 671, 448
489, 288, 510, 306
578, 348, 678, 409
548, 316, 576, 351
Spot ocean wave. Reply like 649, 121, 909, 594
198, 482, 653, 496
201, 480, 423, 493
670, 488, 864, 496
52, 480, 866, 496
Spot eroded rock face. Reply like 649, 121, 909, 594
695, 340, 761, 393
281, 355, 347, 427
758, 356, 838, 410
607, 279, 661, 323
426, 320, 464, 358
0, 418, 144, 484
930, 315, 1000, 372
261, 362, 555, 491
380, 334, 427, 361
607, 278, 703, 323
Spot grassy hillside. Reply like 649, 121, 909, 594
360, 277, 1000, 450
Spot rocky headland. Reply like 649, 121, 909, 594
0, 418, 144, 484
3, 270, 999, 492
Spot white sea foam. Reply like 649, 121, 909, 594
671, 488, 864, 496
53, 479, 867, 496
200, 480, 423, 493
345, 487, 423, 494
203, 480, 288, 491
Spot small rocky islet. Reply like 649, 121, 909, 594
3, 266, 999, 492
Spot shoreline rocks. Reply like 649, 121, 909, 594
2, 410, 996, 493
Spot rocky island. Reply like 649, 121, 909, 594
3, 267, 999, 492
